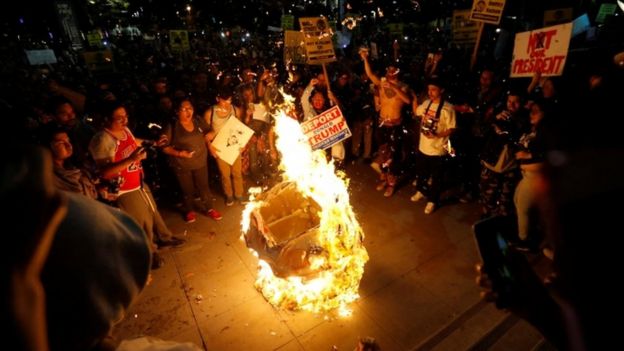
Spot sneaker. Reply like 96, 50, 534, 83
226, 197, 235, 206
151, 252, 164, 269
509, 240, 538, 254
370, 162, 382, 174
459, 193, 474, 203
543, 247, 554, 260
206, 208, 222, 221
410, 191, 424, 202
383, 186, 395, 197
158, 237, 186, 247
424, 202, 436, 214
185, 211, 196, 223
235, 195, 249, 204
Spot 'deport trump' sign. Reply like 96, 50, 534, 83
301, 106, 351, 150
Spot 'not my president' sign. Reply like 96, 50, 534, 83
511, 23, 572, 78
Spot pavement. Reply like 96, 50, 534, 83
112, 162, 541, 350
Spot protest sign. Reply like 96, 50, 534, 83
299, 17, 336, 64
212, 117, 254, 166
301, 106, 351, 150
511, 23, 572, 78
470, 0, 506, 25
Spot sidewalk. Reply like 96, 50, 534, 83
112, 163, 500, 350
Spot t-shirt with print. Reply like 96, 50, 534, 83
416, 99, 457, 156
89, 127, 142, 194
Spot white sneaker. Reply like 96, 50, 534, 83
370, 162, 382, 174
410, 191, 424, 202
424, 202, 435, 214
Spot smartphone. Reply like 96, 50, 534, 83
472, 216, 530, 308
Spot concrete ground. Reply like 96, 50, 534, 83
112, 162, 544, 350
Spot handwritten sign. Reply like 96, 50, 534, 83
543, 8, 573, 26
169, 30, 190, 52
511, 23, 572, 78
284, 30, 306, 65
301, 106, 351, 150
299, 17, 336, 64
470, 0, 506, 25
453, 9, 479, 46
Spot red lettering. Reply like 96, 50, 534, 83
527, 29, 558, 56
327, 124, 340, 135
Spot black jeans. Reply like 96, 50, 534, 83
414, 151, 446, 204
174, 166, 213, 213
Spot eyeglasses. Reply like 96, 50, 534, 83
52, 140, 72, 148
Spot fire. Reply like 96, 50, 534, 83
241, 105, 368, 317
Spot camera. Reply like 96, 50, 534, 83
141, 139, 158, 150
421, 117, 437, 135
104, 176, 123, 195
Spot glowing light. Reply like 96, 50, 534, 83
241, 92, 368, 316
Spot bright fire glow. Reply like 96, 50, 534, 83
241, 98, 368, 316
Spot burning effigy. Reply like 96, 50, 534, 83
241, 107, 368, 316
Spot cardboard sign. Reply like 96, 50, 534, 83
169, 30, 190, 52
284, 30, 306, 65
299, 17, 336, 64
281, 14, 295, 30
470, 0, 506, 25
510, 23, 572, 78
453, 9, 479, 46
83, 50, 114, 72
25, 49, 57, 65
87, 31, 103, 47
595, 3, 617, 24
301, 106, 351, 150
543, 8, 573, 26
387, 23, 404, 36
212, 117, 254, 166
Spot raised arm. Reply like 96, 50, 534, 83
301, 80, 316, 119
359, 50, 381, 86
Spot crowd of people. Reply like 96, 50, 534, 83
2, 13, 623, 350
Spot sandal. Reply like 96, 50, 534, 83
383, 186, 395, 197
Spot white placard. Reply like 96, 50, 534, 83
510, 23, 572, 78
251, 103, 270, 123
212, 117, 254, 166
25, 49, 57, 65
300, 106, 351, 150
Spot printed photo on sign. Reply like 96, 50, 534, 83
299, 17, 336, 64
301, 106, 351, 150
469, 0, 506, 25
212, 117, 254, 166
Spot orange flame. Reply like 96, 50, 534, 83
241, 102, 368, 317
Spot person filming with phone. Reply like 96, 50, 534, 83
474, 120, 624, 349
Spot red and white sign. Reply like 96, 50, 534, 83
301, 106, 351, 150
510, 23, 572, 78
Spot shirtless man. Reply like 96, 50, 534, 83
360, 49, 410, 196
